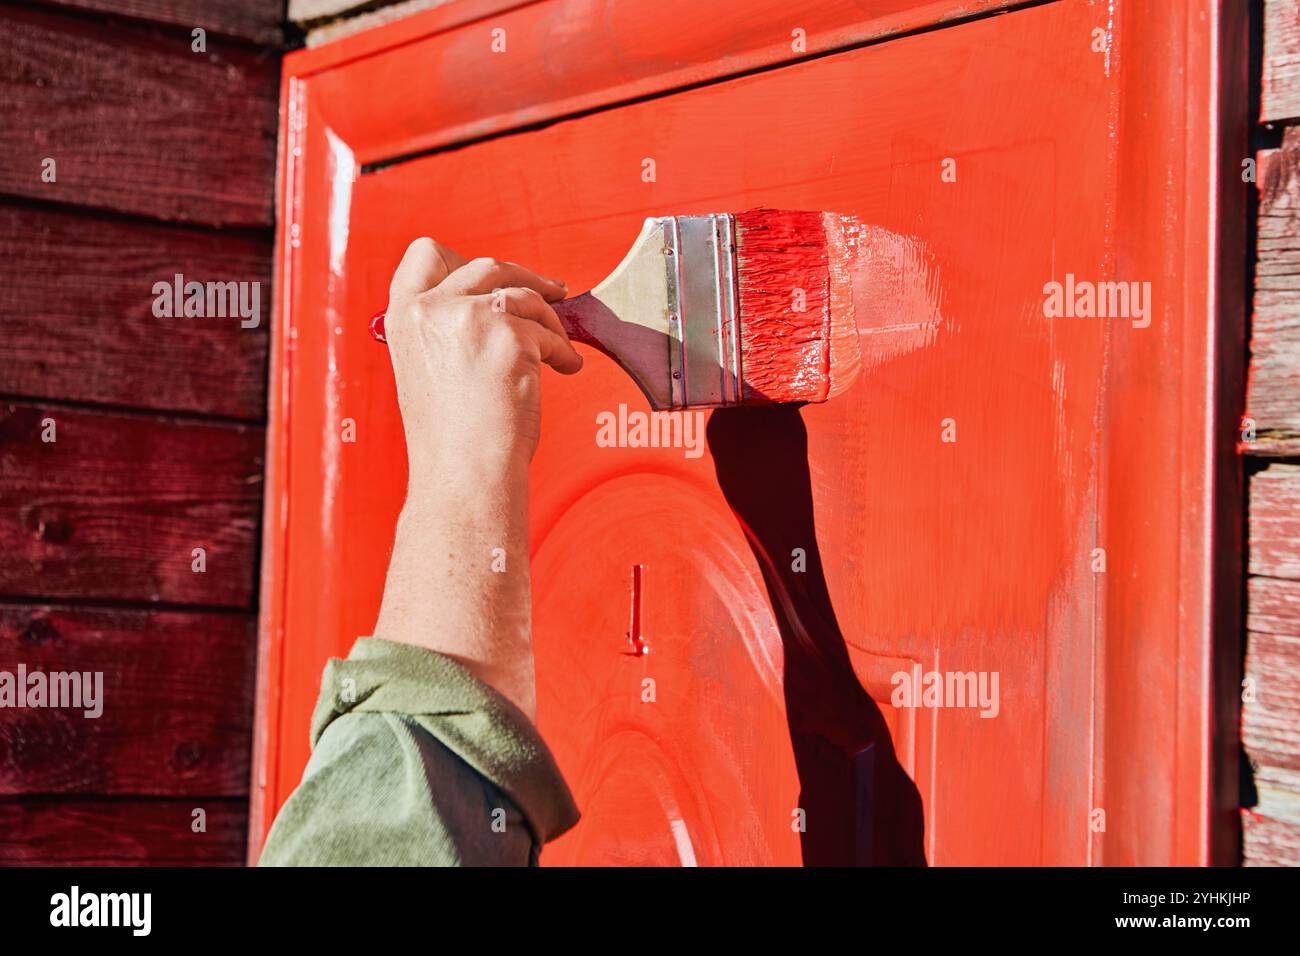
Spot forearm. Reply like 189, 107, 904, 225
262, 241, 580, 866
372, 448, 537, 719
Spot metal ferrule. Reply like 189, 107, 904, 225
661, 213, 741, 409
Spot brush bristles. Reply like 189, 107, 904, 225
734, 208, 861, 404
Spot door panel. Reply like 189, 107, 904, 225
254, 0, 1243, 865
344, 3, 1095, 865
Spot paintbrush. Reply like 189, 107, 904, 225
369, 208, 863, 409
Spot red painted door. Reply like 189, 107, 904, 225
253, 0, 1245, 864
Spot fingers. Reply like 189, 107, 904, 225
384, 246, 581, 376
389, 237, 467, 306
490, 287, 572, 347
490, 288, 583, 375
440, 257, 567, 303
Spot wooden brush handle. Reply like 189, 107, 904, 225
550, 294, 615, 356
369, 294, 611, 358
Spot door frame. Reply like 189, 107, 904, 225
252, 0, 1247, 864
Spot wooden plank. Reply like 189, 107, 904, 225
0, 604, 255, 796
1264, 0, 1300, 123
0, 797, 246, 864
0, 5, 279, 226
1251, 127, 1300, 447
294, 0, 449, 46
0, 404, 263, 607
1244, 804, 1300, 866
28, 0, 283, 45
0, 203, 270, 420
1243, 628, 1300, 773
304, 1, 451, 47
1244, 458, 1300, 866
1243, 578, 1300, 866
1249, 464, 1300, 579
290, 0, 401, 23
1245, 437, 1300, 457
1248, 575, 1300, 636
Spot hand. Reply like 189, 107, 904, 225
382, 238, 581, 487
372, 238, 581, 720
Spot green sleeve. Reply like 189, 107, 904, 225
257, 637, 580, 867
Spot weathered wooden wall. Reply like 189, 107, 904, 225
0, 0, 281, 864
1244, 0, 1300, 867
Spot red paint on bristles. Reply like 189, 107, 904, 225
734, 208, 862, 404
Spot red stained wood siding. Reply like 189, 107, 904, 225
0, 798, 248, 866
29, 0, 285, 45
0, 0, 281, 865
0, 204, 271, 420
1243, 465, 1300, 864
0, 605, 256, 796
1264, 0, 1300, 124
0, 4, 279, 227
1253, 126, 1300, 456
0, 404, 263, 607
1242, 0, 1300, 867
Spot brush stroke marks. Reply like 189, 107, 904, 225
846, 222, 947, 373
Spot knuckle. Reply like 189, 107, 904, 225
487, 319, 530, 354
386, 298, 429, 336
408, 293, 438, 320
448, 298, 481, 325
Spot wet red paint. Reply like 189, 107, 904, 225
367, 309, 386, 342
254, 0, 1245, 865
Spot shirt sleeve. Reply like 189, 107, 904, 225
257, 637, 580, 867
